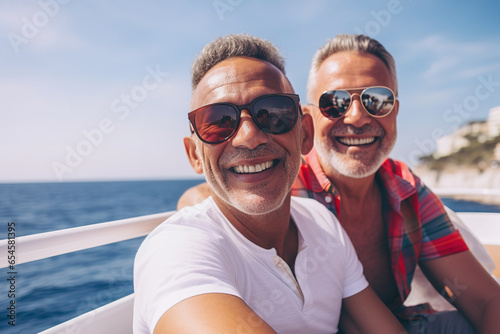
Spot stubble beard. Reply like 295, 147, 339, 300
315, 124, 396, 179
198, 142, 298, 216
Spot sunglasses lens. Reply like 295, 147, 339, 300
253, 95, 298, 134
193, 104, 238, 143
361, 87, 395, 116
319, 90, 351, 118
189, 94, 299, 144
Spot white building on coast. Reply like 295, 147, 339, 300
433, 106, 500, 159
488, 106, 500, 138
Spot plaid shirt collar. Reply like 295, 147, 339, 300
304, 147, 417, 212
304, 147, 336, 194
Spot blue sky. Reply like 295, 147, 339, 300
2, 0, 500, 182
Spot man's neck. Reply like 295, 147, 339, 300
326, 167, 377, 203
318, 158, 383, 227
212, 194, 297, 261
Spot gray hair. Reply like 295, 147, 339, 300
306, 34, 398, 103
191, 34, 286, 90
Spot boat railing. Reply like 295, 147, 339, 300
432, 188, 500, 197
0, 210, 176, 334
0, 211, 175, 268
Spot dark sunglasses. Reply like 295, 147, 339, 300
188, 93, 301, 144
313, 86, 396, 119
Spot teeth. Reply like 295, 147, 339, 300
233, 161, 274, 174
338, 137, 376, 146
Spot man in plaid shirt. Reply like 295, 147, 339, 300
296, 34, 499, 333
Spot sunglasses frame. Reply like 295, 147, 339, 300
313, 86, 397, 119
188, 93, 302, 144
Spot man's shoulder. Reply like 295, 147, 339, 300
140, 198, 225, 249
135, 197, 235, 270
291, 196, 331, 212
291, 196, 342, 232
158, 197, 216, 227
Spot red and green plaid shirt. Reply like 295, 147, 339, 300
292, 147, 468, 319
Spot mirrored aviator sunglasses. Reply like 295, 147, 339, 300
188, 93, 301, 144
317, 86, 396, 119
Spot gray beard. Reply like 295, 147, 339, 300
198, 142, 296, 216
315, 124, 396, 179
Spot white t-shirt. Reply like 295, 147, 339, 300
133, 196, 367, 334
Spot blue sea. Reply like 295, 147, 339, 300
1, 180, 499, 333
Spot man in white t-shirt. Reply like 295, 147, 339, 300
133, 34, 406, 333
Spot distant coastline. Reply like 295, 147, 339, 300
415, 105, 500, 205
414, 165, 500, 205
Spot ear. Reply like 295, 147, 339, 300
302, 104, 313, 115
183, 136, 204, 175
300, 112, 314, 155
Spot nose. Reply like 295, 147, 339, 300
231, 109, 269, 149
343, 94, 371, 127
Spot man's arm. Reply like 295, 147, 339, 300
154, 293, 276, 334
420, 250, 500, 333
410, 168, 500, 331
177, 182, 210, 210
339, 286, 407, 334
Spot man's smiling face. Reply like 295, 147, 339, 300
306, 51, 399, 179
185, 56, 310, 215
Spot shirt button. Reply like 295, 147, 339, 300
325, 195, 332, 203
